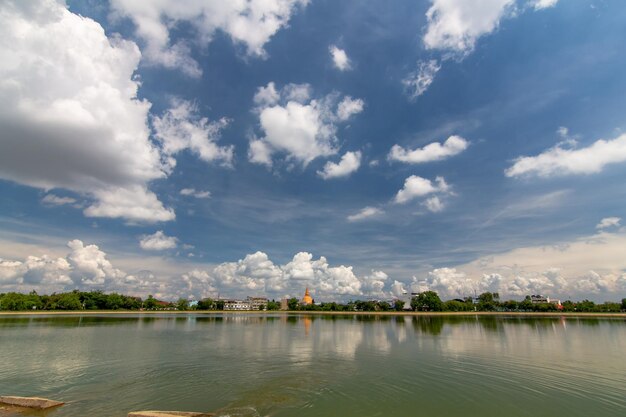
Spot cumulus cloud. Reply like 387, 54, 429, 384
531, 0, 559, 10
110, 0, 309, 76
596, 217, 621, 230
180, 188, 211, 199
430, 229, 626, 300
249, 82, 364, 167
329, 45, 351, 71
0, 239, 127, 292
423, 196, 444, 213
506, 133, 626, 178
317, 151, 362, 179
139, 231, 178, 251
84, 186, 175, 223
153, 99, 234, 167
0, 0, 177, 223
41, 194, 77, 206
395, 176, 449, 204
423, 0, 516, 54
347, 207, 384, 222
389, 135, 468, 164
336, 97, 364, 121
403, 60, 441, 100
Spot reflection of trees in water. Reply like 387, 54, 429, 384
411, 316, 445, 336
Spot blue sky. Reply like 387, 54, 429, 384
1, 0, 626, 302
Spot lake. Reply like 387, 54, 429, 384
1, 313, 625, 416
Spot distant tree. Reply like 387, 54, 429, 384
520, 296, 533, 311
144, 295, 157, 310
197, 298, 215, 310
622, 298, 626, 311
266, 300, 280, 310
477, 292, 500, 311
176, 298, 189, 311
577, 299, 596, 312
56, 292, 82, 310
287, 297, 300, 310
501, 300, 519, 311
443, 300, 468, 312
106, 293, 124, 310
378, 301, 392, 311
411, 291, 443, 311
393, 300, 405, 311
215, 300, 225, 310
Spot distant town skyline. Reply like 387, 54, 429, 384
1, 0, 626, 302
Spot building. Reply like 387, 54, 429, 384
302, 288, 313, 305
280, 298, 289, 310
222, 297, 268, 311
223, 299, 251, 310
247, 296, 268, 310
530, 294, 563, 309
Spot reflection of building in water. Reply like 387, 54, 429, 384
302, 316, 312, 336
302, 288, 313, 305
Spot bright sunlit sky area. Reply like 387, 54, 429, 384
1, 0, 626, 302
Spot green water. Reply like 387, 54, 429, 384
0, 314, 624, 416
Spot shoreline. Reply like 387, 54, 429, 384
0, 310, 625, 318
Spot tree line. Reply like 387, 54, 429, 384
1, 290, 625, 313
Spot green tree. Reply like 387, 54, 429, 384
56, 292, 82, 310
287, 297, 300, 310
215, 300, 225, 310
393, 299, 405, 311
411, 291, 443, 311
477, 292, 500, 311
176, 298, 189, 311
144, 295, 157, 310
197, 298, 215, 310
266, 300, 280, 310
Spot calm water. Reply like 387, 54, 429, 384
0, 313, 625, 417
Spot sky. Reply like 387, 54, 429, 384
1, 0, 626, 302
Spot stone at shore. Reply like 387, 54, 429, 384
128, 412, 215, 417
0, 396, 64, 409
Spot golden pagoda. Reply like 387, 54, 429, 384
302, 288, 313, 305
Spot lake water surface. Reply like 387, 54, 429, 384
1, 313, 625, 417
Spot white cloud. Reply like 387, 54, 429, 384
336, 96, 364, 121
437, 230, 626, 300
423, 0, 516, 53
347, 207, 384, 222
424, 196, 444, 213
139, 231, 178, 251
250, 82, 364, 166
180, 188, 211, 199
596, 217, 621, 230
253, 82, 280, 107
395, 176, 449, 204
85, 186, 175, 223
0, 0, 176, 224
531, 0, 559, 10
329, 45, 351, 71
506, 133, 626, 178
389, 135, 468, 163
317, 151, 361, 180
41, 194, 77, 206
403, 60, 441, 100
110, 0, 309, 76
248, 139, 274, 167
153, 99, 234, 167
